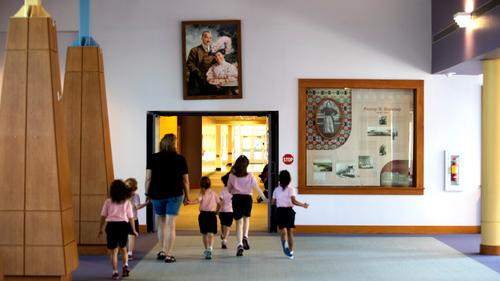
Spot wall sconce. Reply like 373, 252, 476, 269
454, 12, 472, 28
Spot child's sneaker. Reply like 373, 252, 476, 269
242, 237, 250, 250
284, 248, 294, 259
122, 265, 130, 277
112, 272, 120, 280
284, 248, 293, 258
204, 249, 212, 260
236, 245, 244, 256
221, 240, 227, 249
281, 240, 288, 255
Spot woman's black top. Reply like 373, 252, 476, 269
147, 151, 188, 199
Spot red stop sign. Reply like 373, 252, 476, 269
282, 154, 294, 165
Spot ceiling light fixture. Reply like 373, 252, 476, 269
454, 12, 472, 28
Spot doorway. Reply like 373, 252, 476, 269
146, 111, 279, 233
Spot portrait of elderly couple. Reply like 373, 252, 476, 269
182, 20, 242, 100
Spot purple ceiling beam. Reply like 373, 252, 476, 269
432, 0, 500, 74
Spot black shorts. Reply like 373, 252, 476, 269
105, 221, 130, 249
276, 207, 296, 229
232, 194, 253, 220
218, 212, 233, 227
198, 211, 218, 234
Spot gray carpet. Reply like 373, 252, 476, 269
128, 236, 500, 281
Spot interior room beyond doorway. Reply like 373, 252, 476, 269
156, 115, 270, 232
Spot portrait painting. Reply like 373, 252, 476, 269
182, 20, 242, 100
315, 98, 342, 139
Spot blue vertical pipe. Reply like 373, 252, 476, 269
72, 0, 98, 46
79, 0, 90, 40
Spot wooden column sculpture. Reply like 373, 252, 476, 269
0, 1, 78, 280
63, 47, 114, 251
62, 0, 114, 253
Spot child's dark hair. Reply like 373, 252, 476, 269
110, 179, 133, 203
221, 172, 230, 186
232, 155, 249, 177
200, 176, 211, 189
279, 170, 291, 190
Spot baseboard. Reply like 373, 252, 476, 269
480, 244, 500, 255
295, 225, 481, 234
139, 224, 148, 233
78, 245, 108, 255
4, 274, 71, 281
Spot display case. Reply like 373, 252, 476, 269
298, 79, 424, 195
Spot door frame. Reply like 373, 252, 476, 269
146, 111, 279, 232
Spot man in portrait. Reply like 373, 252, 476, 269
186, 31, 217, 96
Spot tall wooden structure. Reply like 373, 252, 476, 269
63, 47, 114, 248
62, 0, 114, 250
0, 1, 78, 280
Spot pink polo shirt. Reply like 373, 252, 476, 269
219, 187, 233, 212
101, 198, 134, 222
199, 189, 220, 212
272, 185, 296, 208
227, 173, 258, 195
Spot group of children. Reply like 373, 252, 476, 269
98, 164, 309, 279
98, 178, 149, 280
189, 168, 308, 260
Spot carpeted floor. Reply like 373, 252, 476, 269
74, 234, 500, 281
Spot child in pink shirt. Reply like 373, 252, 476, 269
227, 155, 267, 256
272, 170, 309, 260
98, 180, 138, 280
124, 178, 150, 260
189, 176, 221, 259
218, 173, 233, 249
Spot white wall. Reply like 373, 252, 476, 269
0, 0, 483, 226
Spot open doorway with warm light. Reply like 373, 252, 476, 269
146, 111, 279, 233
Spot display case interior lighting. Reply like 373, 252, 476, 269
454, 12, 472, 28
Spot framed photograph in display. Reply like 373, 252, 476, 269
298, 79, 424, 195
182, 20, 242, 100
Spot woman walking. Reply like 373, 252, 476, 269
145, 134, 190, 263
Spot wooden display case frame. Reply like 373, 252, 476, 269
298, 79, 424, 195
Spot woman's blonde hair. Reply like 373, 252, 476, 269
160, 133, 177, 153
